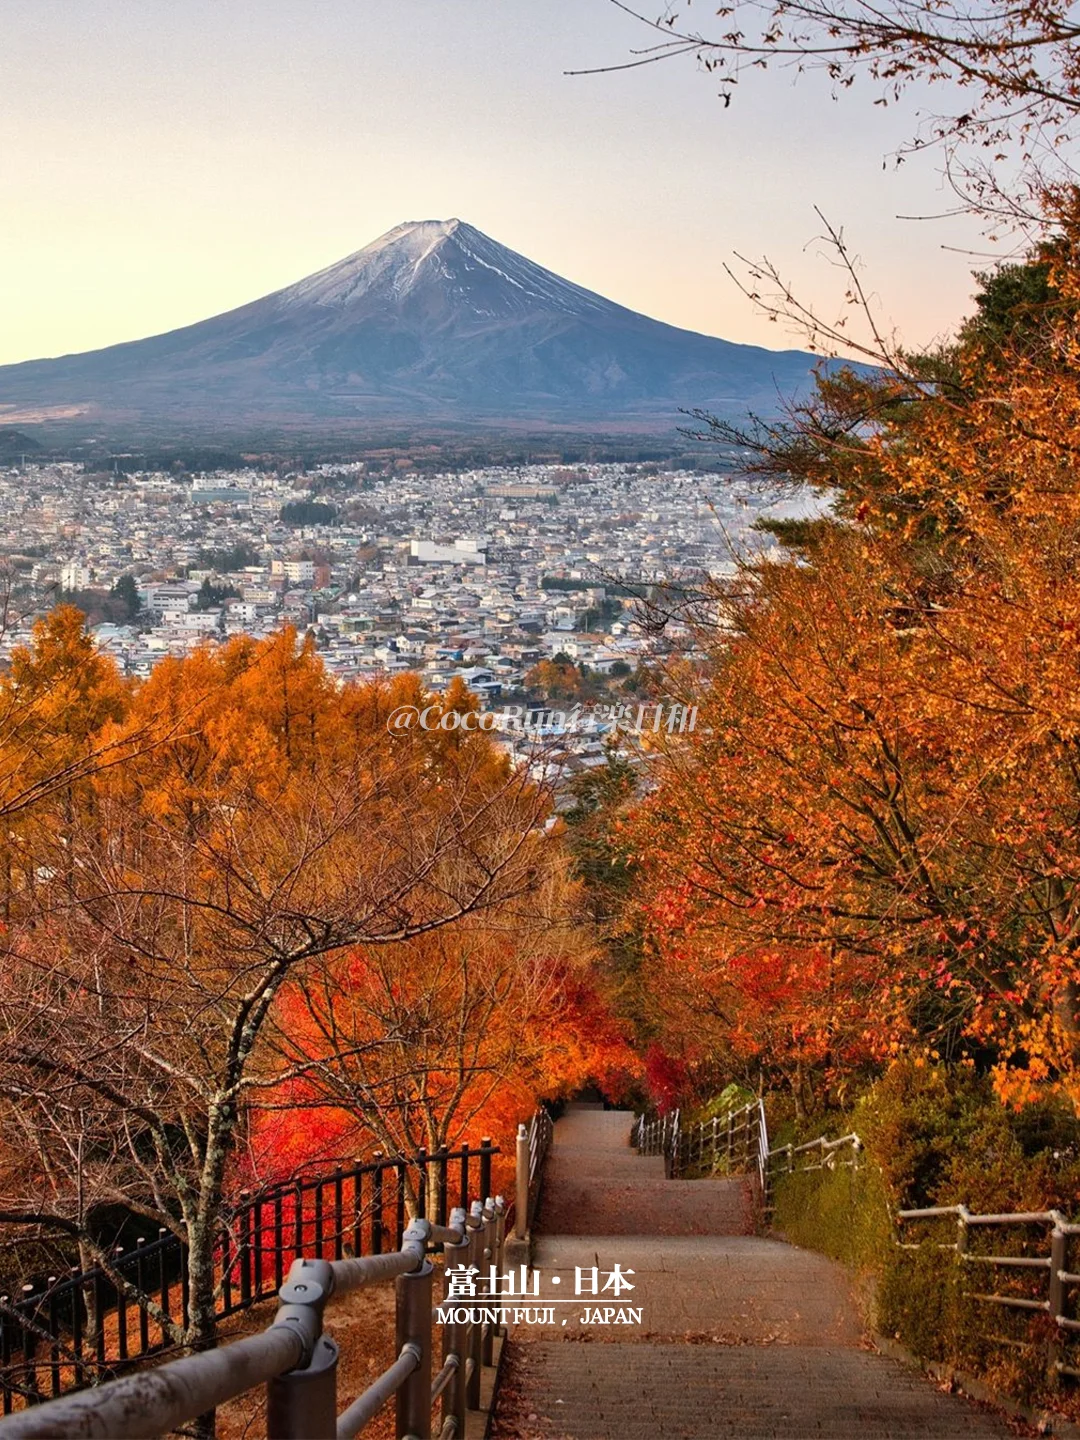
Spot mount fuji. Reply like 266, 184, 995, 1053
0, 219, 828, 437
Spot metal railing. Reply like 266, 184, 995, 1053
764, 1127, 1080, 1387
0, 1194, 509, 1439
897, 1204, 1080, 1383
644, 1095, 1080, 1392
633, 1107, 680, 1169
513, 1109, 554, 1240
767, 1132, 863, 1180
634, 1100, 770, 1192
0, 1140, 498, 1418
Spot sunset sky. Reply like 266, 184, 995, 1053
0, 0, 990, 368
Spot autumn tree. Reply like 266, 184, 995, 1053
632, 216, 1080, 1112
558, 746, 651, 1048
598, 0, 1080, 217
253, 850, 630, 1197
524, 658, 596, 705
251, 687, 639, 1194
0, 606, 131, 840
0, 626, 551, 1410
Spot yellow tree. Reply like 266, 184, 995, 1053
633, 212, 1080, 1110
0, 629, 550, 1403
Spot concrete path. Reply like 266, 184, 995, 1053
490, 1105, 1017, 1440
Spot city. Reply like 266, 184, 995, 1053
0, 456, 811, 771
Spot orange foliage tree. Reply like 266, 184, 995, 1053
632, 210, 1080, 1112
248, 681, 638, 1196
252, 856, 637, 1199
0, 623, 599, 1373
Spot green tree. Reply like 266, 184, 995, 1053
562, 746, 646, 1036
195, 578, 240, 611
110, 574, 140, 621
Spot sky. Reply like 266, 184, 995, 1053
0, 0, 992, 368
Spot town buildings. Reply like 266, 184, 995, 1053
0, 457, 817, 770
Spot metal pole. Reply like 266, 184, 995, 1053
395, 1253, 433, 1440
352, 1163, 364, 1259
416, 1147, 428, 1221
1049, 1220, 1067, 1385
135, 1243, 150, 1352
333, 1170, 344, 1261
492, 1198, 507, 1339
514, 1124, 529, 1241
435, 1150, 448, 1230
240, 1195, 253, 1304
479, 1138, 493, 1207
459, 1144, 470, 1211
114, 1252, 128, 1363
372, 1157, 384, 1255
396, 1160, 407, 1246
956, 1206, 970, 1257
465, 1203, 484, 1411
481, 1202, 496, 1367
267, 1257, 338, 1440
441, 1211, 469, 1438
493, 1197, 507, 1285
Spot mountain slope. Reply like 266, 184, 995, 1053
0, 219, 828, 435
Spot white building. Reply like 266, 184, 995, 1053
410, 539, 487, 565
60, 560, 91, 592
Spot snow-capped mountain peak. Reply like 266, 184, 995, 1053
0, 216, 829, 434
279, 219, 618, 319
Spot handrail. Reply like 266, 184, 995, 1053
753, 1099, 770, 1194
656, 1103, 1080, 1391
767, 1130, 862, 1184
513, 1108, 554, 1241
0, 1326, 307, 1439
0, 1140, 501, 1416
635, 1101, 867, 1202
895, 1201, 1080, 1380
787, 1133, 862, 1158
765, 1128, 1080, 1388
0, 1197, 508, 1440
336, 1344, 420, 1439
635, 1099, 770, 1193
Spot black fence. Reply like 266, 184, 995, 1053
0, 1140, 497, 1413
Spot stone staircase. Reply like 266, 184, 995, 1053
490, 1104, 1015, 1439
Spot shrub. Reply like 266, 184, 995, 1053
853, 1062, 1080, 1212
767, 1061, 1080, 1414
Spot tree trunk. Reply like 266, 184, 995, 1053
183, 1217, 219, 1440
77, 1238, 101, 1359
